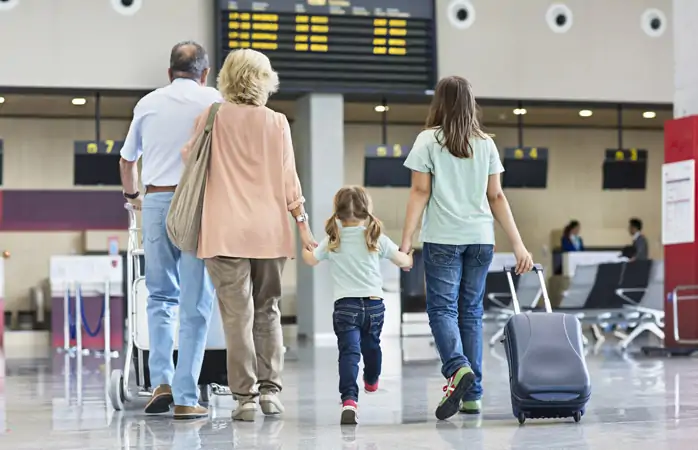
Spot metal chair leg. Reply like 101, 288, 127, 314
591, 324, 606, 343
619, 322, 664, 350
647, 323, 665, 341
489, 326, 505, 347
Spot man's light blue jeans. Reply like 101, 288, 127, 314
142, 192, 214, 407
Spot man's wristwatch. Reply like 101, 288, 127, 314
295, 213, 309, 223
123, 191, 140, 200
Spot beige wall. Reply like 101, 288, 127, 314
0, 0, 674, 103
437, 0, 673, 102
0, 117, 663, 312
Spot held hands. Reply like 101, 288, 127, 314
299, 223, 318, 252
404, 249, 414, 271
513, 243, 534, 275
399, 240, 413, 271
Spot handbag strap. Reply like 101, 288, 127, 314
204, 102, 222, 133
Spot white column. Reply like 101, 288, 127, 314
293, 93, 344, 343
674, 0, 698, 118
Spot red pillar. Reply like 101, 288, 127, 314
663, 116, 698, 349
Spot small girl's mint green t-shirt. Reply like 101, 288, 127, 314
313, 226, 398, 300
403, 129, 505, 246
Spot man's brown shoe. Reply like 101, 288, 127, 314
173, 404, 209, 420
144, 384, 173, 414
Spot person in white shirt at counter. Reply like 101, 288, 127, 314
560, 220, 584, 252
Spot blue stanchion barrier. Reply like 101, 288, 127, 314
67, 285, 106, 339
68, 292, 76, 340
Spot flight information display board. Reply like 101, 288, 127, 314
364, 144, 411, 187
602, 148, 648, 190
74, 140, 124, 186
502, 147, 549, 189
215, 0, 436, 94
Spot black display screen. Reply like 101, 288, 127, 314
73, 140, 124, 186
364, 144, 411, 187
602, 149, 647, 190
501, 147, 549, 189
215, 0, 436, 94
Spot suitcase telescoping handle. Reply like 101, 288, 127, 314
503, 264, 553, 314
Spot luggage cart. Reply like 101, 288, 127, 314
108, 204, 230, 411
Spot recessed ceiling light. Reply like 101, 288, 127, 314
71, 98, 87, 106
374, 105, 389, 113
0, 97, 5, 104
642, 111, 656, 119
579, 109, 593, 117
513, 108, 527, 115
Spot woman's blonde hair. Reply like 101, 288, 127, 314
325, 186, 382, 253
217, 49, 279, 106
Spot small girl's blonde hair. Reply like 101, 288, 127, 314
325, 186, 382, 252
217, 49, 279, 106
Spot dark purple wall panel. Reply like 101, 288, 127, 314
0, 190, 127, 231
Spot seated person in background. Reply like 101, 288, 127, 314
561, 220, 584, 252
628, 217, 649, 260
620, 245, 636, 260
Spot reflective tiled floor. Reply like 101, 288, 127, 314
0, 335, 697, 449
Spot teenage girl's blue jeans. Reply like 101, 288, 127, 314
142, 192, 215, 407
423, 243, 494, 402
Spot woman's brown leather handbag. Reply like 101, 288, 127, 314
166, 102, 221, 253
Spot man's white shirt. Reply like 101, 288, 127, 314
120, 78, 222, 186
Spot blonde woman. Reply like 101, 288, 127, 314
183, 49, 316, 421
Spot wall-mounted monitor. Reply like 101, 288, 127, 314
364, 144, 411, 188
602, 148, 647, 190
502, 147, 549, 189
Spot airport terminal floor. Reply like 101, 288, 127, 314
0, 333, 696, 449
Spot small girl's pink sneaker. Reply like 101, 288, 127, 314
364, 380, 379, 393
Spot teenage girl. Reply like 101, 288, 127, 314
401, 75, 534, 421
302, 186, 413, 425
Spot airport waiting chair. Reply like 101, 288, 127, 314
616, 260, 665, 350
557, 263, 618, 343
607, 259, 653, 338
483, 271, 519, 322
559, 261, 657, 346
559, 264, 599, 308
487, 271, 544, 346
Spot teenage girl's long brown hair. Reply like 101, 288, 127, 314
425, 76, 487, 158
325, 186, 382, 252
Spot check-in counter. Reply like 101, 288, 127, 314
563, 251, 624, 277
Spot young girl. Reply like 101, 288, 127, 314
302, 186, 412, 425
401, 75, 533, 421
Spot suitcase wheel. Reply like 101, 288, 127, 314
517, 412, 526, 425
573, 411, 581, 423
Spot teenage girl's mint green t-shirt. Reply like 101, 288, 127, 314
403, 129, 505, 246
313, 226, 399, 300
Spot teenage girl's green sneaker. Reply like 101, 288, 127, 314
459, 400, 482, 414
435, 366, 476, 421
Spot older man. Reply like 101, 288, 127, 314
119, 41, 221, 419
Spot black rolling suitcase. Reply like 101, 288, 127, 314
502, 264, 591, 424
